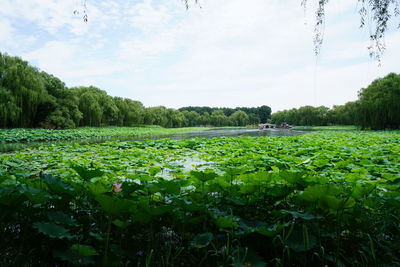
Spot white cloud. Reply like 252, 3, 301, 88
116, 0, 400, 111
23, 40, 77, 75
118, 32, 176, 60
127, 0, 172, 32
0, 18, 13, 44
23, 40, 126, 84
1, 0, 399, 112
0, 0, 107, 36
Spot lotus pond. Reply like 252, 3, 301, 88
0, 127, 305, 152
0, 126, 210, 144
0, 131, 399, 266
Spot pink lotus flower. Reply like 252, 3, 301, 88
112, 183, 123, 193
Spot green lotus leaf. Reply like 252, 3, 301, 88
234, 247, 266, 267
71, 244, 98, 257
280, 210, 323, 220
190, 169, 218, 183
214, 216, 239, 229
190, 232, 214, 248
33, 222, 73, 239
95, 194, 136, 215
47, 211, 78, 226
71, 165, 104, 181
42, 174, 75, 196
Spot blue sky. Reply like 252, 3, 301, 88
1, 0, 399, 112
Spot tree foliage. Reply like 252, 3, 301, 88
271, 106, 330, 126
271, 73, 400, 129
179, 105, 271, 125
0, 53, 48, 127
358, 72, 400, 129
0, 53, 271, 129
2, 52, 397, 130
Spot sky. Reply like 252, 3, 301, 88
1, 0, 399, 112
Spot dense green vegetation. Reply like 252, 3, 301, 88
0, 53, 271, 129
293, 125, 358, 131
271, 73, 400, 130
179, 106, 272, 126
1, 131, 399, 266
358, 73, 400, 129
0, 127, 207, 144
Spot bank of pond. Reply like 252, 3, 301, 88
0, 130, 399, 266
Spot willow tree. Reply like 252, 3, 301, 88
165, 108, 186, 128
144, 106, 168, 126
328, 101, 359, 125
182, 110, 202, 126
0, 53, 47, 127
230, 110, 250, 126
38, 72, 82, 128
113, 97, 129, 126
0, 87, 21, 128
99, 95, 119, 126
74, 87, 104, 126
358, 72, 400, 129
210, 110, 229, 126
124, 99, 145, 126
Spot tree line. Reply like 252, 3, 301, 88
179, 106, 271, 127
271, 73, 400, 130
0, 53, 271, 129
1, 52, 398, 130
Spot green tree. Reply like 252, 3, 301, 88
230, 110, 249, 126
328, 101, 358, 125
358, 72, 400, 129
165, 109, 186, 128
201, 112, 211, 125
114, 97, 129, 126
0, 53, 48, 127
144, 106, 168, 126
210, 110, 229, 126
0, 87, 21, 128
100, 95, 119, 126
57, 89, 83, 127
77, 89, 103, 126
182, 110, 201, 127
257, 105, 272, 123
124, 99, 144, 126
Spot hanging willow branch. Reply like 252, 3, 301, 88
77, 0, 399, 62
183, 0, 199, 10
182, 0, 400, 62
74, 0, 88, 23
303, 0, 400, 62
